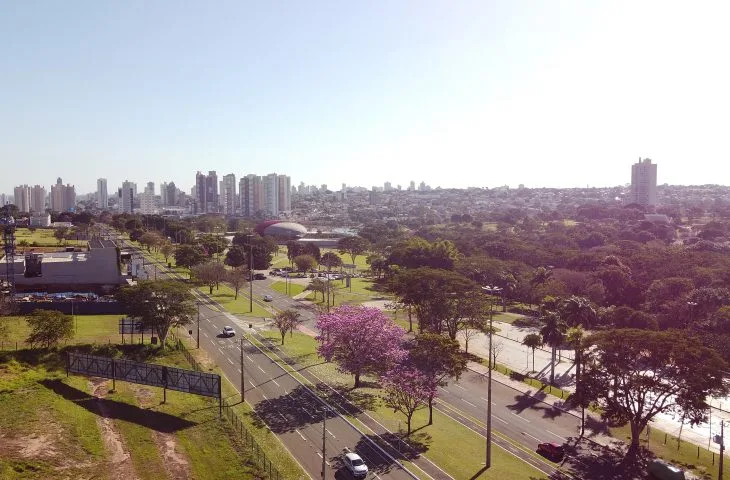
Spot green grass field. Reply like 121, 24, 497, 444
13, 227, 86, 247
269, 281, 307, 297
1, 314, 125, 350
197, 285, 273, 318
257, 330, 546, 480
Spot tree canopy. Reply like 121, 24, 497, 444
25, 309, 74, 348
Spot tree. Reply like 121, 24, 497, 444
294, 254, 317, 273
116, 280, 196, 348
160, 242, 175, 264
25, 309, 74, 349
174, 244, 207, 270
540, 310, 567, 385
337, 236, 370, 265
491, 339, 505, 370
582, 329, 728, 457
316, 305, 405, 388
224, 245, 248, 269
388, 238, 460, 270
191, 261, 227, 294
227, 267, 248, 300
140, 231, 162, 252
308, 278, 327, 302
565, 325, 585, 389
320, 251, 343, 270
197, 234, 228, 258
286, 241, 305, 265
232, 233, 278, 269
301, 242, 321, 262
382, 365, 436, 435
273, 309, 302, 344
522, 333, 542, 372
409, 333, 467, 425
54, 227, 68, 245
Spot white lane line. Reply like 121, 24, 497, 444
246, 355, 253, 361
262, 393, 268, 400
511, 412, 530, 422
236, 345, 241, 351
272, 379, 280, 387
296, 429, 306, 441
249, 380, 256, 387
258, 366, 266, 373
279, 413, 287, 421
523, 431, 542, 442
218, 348, 225, 356
202, 332, 209, 338
546, 430, 567, 441
462, 398, 477, 408
326, 428, 336, 439
206, 318, 211, 323
227, 358, 234, 365
493, 415, 508, 424
455, 384, 466, 390
316, 452, 323, 458
237, 368, 242, 373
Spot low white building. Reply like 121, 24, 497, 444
29, 214, 51, 227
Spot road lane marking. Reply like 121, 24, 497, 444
272, 379, 280, 387
455, 384, 466, 390
206, 318, 211, 323
218, 348, 225, 356
262, 393, 268, 400
227, 358, 234, 365
202, 332, 209, 338
511, 412, 530, 422
237, 368, 242, 373
249, 380, 256, 387
258, 366, 266, 373
296, 429, 306, 441
462, 398, 477, 408
522, 432, 542, 442
493, 415, 508, 424
546, 430, 566, 441
326, 428, 336, 439
246, 355, 253, 361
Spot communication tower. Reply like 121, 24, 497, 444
1, 214, 16, 298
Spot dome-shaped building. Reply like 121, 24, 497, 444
255, 221, 308, 240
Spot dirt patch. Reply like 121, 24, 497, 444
91, 378, 139, 480
129, 384, 192, 479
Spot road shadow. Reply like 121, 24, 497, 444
506, 389, 566, 420
352, 431, 432, 476
314, 383, 378, 413
41, 379, 196, 433
561, 437, 655, 480
251, 384, 331, 434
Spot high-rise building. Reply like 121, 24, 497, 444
630, 158, 658, 206
50, 178, 76, 212
146, 182, 155, 195
278, 175, 291, 212
384, 182, 393, 192
97, 178, 108, 209
0, 194, 7, 207
195, 171, 206, 213
239, 174, 263, 217
120, 180, 134, 213
160, 182, 168, 206
222, 174, 237, 215
140, 186, 156, 214
408, 180, 416, 191
263, 174, 279, 216
166, 182, 177, 206
13, 185, 31, 213
30, 185, 46, 213
205, 171, 218, 213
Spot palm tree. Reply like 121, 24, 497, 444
522, 333, 542, 372
566, 325, 587, 436
560, 296, 597, 329
540, 311, 567, 385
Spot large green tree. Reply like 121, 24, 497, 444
116, 280, 196, 347
582, 329, 728, 457
25, 309, 74, 349
232, 233, 278, 269
337, 236, 370, 265
174, 244, 207, 270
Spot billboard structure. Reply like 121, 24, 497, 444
118, 317, 154, 334
67, 352, 221, 414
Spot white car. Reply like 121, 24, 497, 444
263, 294, 273, 302
343, 452, 368, 478
222, 326, 235, 337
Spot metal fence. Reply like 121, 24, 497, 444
173, 334, 283, 480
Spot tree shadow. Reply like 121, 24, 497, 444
251, 384, 331, 434
351, 431, 432, 475
561, 437, 656, 480
314, 383, 378, 413
41, 379, 197, 433
506, 389, 566, 420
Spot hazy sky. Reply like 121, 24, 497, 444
2, 1, 729, 195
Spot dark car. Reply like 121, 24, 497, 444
254, 273, 266, 280
537, 442, 565, 461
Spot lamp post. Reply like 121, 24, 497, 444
481, 284, 502, 469
687, 301, 698, 324
196, 301, 200, 348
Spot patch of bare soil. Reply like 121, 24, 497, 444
130, 384, 192, 479
91, 378, 139, 480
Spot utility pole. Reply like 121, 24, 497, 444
248, 235, 253, 313
196, 302, 200, 348
481, 285, 502, 469
240, 337, 245, 403
720, 420, 725, 480
321, 407, 327, 480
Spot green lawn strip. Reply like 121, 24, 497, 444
257, 330, 545, 479
197, 285, 273, 317
269, 281, 306, 297
0, 356, 106, 478
610, 424, 728, 480
471, 354, 572, 401
13, 228, 87, 247
492, 311, 525, 324
2, 315, 126, 349
175, 334, 309, 479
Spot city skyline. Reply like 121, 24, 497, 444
2, 2, 730, 195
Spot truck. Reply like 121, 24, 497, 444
647, 459, 685, 480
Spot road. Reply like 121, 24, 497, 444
115, 234, 571, 479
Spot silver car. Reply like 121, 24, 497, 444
343, 452, 368, 478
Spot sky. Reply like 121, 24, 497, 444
2, 1, 729, 195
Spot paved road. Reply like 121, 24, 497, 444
116, 238, 421, 480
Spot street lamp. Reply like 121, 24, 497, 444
481, 284, 502, 469
247, 234, 253, 313
687, 301, 698, 324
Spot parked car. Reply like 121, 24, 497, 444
254, 273, 266, 280
537, 442, 565, 461
263, 294, 273, 302
222, 326, 235, 337
342, 452, 368, 478
647, 460, 685, 480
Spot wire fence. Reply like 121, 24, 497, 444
172, 334, 283, 480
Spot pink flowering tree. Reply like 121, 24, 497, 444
382, 365, 437, 435
316, 305, 406, 388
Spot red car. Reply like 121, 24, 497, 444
537, 442, 565, 461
